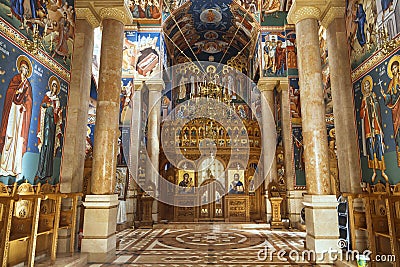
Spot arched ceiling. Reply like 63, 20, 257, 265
163, 0, 260, 65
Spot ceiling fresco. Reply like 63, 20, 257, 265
163, 0, 260, 64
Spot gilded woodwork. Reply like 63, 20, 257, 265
268, 181, 285, 229
0, 182, 81, 266
225, 195, 250, 222
345, 182, 400, 267
0, 182, 16, 267
160, 113, 263, 223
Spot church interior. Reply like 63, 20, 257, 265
0, 0, 400, 266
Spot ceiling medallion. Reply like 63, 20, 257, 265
200, 8, 222, 24
204, 31, 219, 40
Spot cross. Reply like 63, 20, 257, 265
377, 79, 384, 89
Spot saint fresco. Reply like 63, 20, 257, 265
354, 51, 400, 184
0, 35, 68, 184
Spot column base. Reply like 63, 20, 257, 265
265, 192, 272, 223
126, 191, 136, 227
82, 243, 116, 263
287, 190, 306, 227
303, 194, 339, 264
81, 195, 118, 263
152, 199, 158, 223
57, 228, 72, 253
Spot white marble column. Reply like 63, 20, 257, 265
288, 3, 338, 262
322, 11, 362, 194
81, 7, 132, 262
58, 10, 99, 253
258, 78, 279, 222
146, 82, 163, 223
322, 4, 365, 253
126, 82, 143, 226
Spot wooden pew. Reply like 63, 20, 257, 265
3, 182, 43, 267
59, 192, 83, 254
346, 182, 400, 267
0, 182, 17, 267
0, 182, 82, 265
37, 183, 64, 262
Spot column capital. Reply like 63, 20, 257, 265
277, 79, 289, 92
320, 1, 346, 29
258, 78, 279, 92
134, 81, 145, 92
287, 0, 329, 24
146, 81, 165, 92
98, 6, 132, 25
75, 7, 101, 28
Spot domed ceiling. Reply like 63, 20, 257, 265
163, 0, 260, 64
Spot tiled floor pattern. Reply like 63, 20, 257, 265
89, 225, 315, 266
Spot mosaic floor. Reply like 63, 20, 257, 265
88, 224, 317, 266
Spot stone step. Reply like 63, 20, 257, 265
34, 253, 88, 267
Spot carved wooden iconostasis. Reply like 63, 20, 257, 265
158, 61, 263, 222
159, 155, 262, 223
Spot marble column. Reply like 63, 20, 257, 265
146, 82, 163, 223
323, 15, 362, 194
126, 82, 143, 226
322, 6, 365, 253
279, 80, 295, 190
258, 78, 279, 222
59, 11, 99, 253
259, 79, 279, 183
81, 7, 131, 262
288, 4, 338, 261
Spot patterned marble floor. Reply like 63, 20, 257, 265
88, 224, 316, 266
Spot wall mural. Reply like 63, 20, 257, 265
123, 30, 138, 77
121, 78, 134, 125
162, 0, 261, 22
376, 0, 400, 40
162, 0, 188, 21
289, 77, 301, 125
0, 0, 73, 185
354, 50, 400, 184
86, 79, 97, 159
237, 0, 260, 22
260, 0, 288, 27
161, 83, 172, 120
0, 0, 75, 70
261, 31, 287, 77
292, 126, 305, 187
285, 28, 297, 76
128, 0, 162, 23
122, 30, 161, 80
288, 77, 305, 187
346, 0, 400, 70
0, 35, 69, 185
